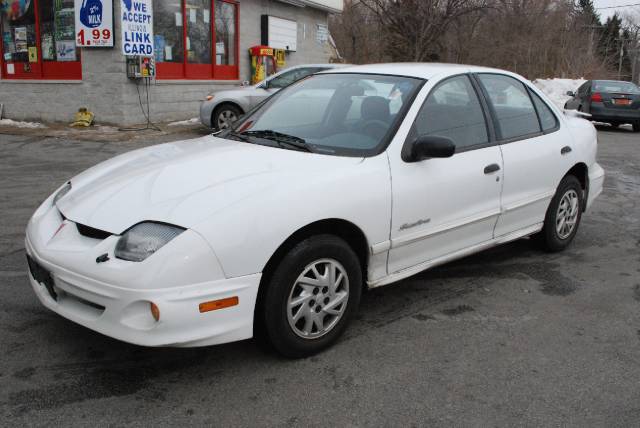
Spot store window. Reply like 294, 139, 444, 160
155, 0, 238, 80
1, 0, 81, 79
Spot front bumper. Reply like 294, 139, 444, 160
200, 100, 215, 128
26, 236, 260, 347
25, 200, 260, 347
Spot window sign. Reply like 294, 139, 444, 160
75, 0, 113, 47
316, 23, 328, 45
120, 0, 154, 56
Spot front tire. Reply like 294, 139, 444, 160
535, 175, 583, 252
260, 235, 362, 358
633, 121, 640, 132
212, 104, 242, 130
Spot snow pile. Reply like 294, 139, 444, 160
167, 117, 200, 126
533, 78, 586, 109
0, 118, 47, 128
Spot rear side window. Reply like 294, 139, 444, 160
413, 75, 488, 150
478, 74, 541, 140
530, 91, 558, 132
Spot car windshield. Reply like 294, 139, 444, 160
226, 73, 424, 156
593, 81, 640, 94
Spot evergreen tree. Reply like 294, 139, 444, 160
576, 0, 600, 25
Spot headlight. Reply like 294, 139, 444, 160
115, 222, 185, 262
53, 182, 72, 205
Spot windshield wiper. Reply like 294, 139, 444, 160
224, 130, 254, 144
241, 130, 313, 152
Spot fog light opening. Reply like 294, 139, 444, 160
150, 302, 160, 321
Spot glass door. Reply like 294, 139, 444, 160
185, 0, 212, 78
1, 0, 42, 78
213, 0, 237, 79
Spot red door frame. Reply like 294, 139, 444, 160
0, 0, 82, 80
156, 0, 238, 80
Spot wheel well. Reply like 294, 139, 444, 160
261, 219, 369, 285
565, 163, 587, 189
253, 219, 369, 329
565, 162, 588, 210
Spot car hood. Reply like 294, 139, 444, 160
211, 85, 266, 98
57, 136, 362, 234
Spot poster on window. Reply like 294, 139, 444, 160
56, 40, 77, 61
120, 0, 154, 56
1, 0, 31, 20
75, 0, 113, 47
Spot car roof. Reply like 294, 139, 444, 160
318, 63, 508, 80
287, 63, 351, 69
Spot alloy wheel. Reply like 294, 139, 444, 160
556, 189, 579, 239
286, 258, 349, 339
217, 110, 238, 129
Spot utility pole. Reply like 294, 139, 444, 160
619, 42, 624, 80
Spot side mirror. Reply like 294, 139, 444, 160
406, 135, 456, 162
566, 91, 575, 97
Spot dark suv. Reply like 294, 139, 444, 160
565, 80, 640, 132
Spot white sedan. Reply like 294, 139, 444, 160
26, 64, 604, 357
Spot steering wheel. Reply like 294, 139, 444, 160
360, 119, 389, 140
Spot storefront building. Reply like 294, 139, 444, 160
0, 0, 341, 125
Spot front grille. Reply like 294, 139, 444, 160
76, 223, 112, 240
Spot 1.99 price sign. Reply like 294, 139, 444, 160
74, 0, 114, 47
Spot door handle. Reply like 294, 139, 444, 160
484, 163, 501, 174
561, 146, 572, 155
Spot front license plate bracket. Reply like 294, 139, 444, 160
26, 255, 57, 301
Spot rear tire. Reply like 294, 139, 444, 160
633, 121, 640, 133
212, 104, 242, 131
534, 175, 583, 252
259, 235, 362, 358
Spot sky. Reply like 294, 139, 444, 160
593, 0, 640, 20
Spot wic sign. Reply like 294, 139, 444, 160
121, 0, 154, 56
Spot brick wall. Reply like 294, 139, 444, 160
0, 0, 331, 126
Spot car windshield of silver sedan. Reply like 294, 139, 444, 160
222, 73, 424, 156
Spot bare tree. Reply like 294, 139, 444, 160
357, 0, 489, 62
330, 0, 621, 79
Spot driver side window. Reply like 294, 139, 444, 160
413, 75, 489, 150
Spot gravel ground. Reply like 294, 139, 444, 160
0, 126, 638, 427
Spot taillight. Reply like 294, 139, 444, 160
591, 92, 603, 103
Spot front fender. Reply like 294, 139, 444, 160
191, 154, 392, 279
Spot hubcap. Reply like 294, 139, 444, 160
217, 110, 237, 129
556, 189, 579, 239
286, 259, 349, 340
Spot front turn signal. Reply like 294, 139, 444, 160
199, 296, 239, 313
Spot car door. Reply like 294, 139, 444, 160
387, 74, 503, 274
475, 73, 575, 237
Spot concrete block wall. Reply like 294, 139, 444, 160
0, 0, 332, 126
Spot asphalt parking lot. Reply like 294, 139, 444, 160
1, 126, 639, 426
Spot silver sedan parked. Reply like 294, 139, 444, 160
200, 63, 348, 130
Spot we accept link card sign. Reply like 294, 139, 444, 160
121, 0, 154, 56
